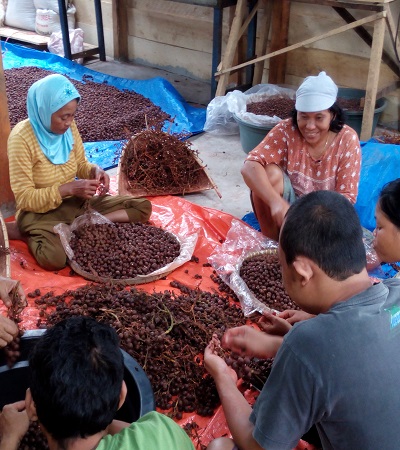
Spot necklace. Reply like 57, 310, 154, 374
309, 132, 331, 162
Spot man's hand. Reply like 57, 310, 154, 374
222, 325, 283, 359
278, 309, 315, 325
0, 316, 18, 348
0, 278, 26, 309
204, 335, 238, 385
258, 311, 292, 336
0, 401, 29, 450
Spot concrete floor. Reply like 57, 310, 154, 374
86, 59, 253, 222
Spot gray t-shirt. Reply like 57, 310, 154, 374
250, 279, 400, 450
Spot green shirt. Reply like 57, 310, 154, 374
97, 411, 195, 450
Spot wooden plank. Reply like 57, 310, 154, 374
361, 15, 386, 140
127, 7, 214, 53
253, 0, 272, 85
269, 0, 290, 84
215, 11, 386, 76
216, 0, 247, 95
112, 0, 129, 61
0, 27, 49, 46
0, 49, 13, 216
127, 35, 212, 80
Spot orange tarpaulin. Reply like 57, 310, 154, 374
6, 195, 316, 450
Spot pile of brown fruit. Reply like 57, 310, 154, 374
120, 129, 204, 195
239, 252, 299, 311
31, 280, 273, 421
246, 95, 295, 119
70, 222, 181, 279
5, 67, 171, 142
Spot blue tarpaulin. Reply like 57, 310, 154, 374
2, 41, 206, 169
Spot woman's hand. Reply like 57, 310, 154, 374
258, 311, 292, 336
59, 179, 100, 199
278, 309, 315, 325
91, 166, 110, 195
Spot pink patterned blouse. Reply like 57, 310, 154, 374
245, 118, 361, 204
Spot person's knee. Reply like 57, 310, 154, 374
28, 236, 67, 271
126, 198, 152, 223
35, 250, 67, 271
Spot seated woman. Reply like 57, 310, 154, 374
7, 74, 152, 271
373, 178, 400, 269
241, 71, 361, 241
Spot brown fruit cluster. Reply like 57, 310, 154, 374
121, 129, 203, 195
239, 253, 300, 311
5, 67, 170, 143
246, 96, 295, 119
70, 222, 181, 279
34, 281, 247, 419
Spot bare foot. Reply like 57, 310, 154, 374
5, 221, 24, 241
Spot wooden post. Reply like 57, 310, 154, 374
112, 0, 129, 61
253, 0, 272, 85
0, 49, 14, 218
360, 12, 386, 141
268, 0, 290, 84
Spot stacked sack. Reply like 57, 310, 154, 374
34, 0, 76, 35
3, 0, 76, 34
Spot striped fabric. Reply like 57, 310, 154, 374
8, 119, 94, 214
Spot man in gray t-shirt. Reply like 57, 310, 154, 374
204, 190, 400, 450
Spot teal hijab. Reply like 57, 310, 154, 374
27, 74, 81, 165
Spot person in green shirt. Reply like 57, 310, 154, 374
0, 316, 194, 450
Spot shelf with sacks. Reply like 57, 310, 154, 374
0, 0, 104, 61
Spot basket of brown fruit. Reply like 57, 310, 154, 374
57, 219, 197, 285
235, 248, 300, 314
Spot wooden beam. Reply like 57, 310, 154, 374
112, 0, 129, 61
215, 11, 386, 76
215, 0, 247, 96
268, 0, 290, 84
0, 49, 14, 217
253, 0, 272, 85
361, 15, 386, 140
333, 6, 400, 78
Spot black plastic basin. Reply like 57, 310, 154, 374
0, 329, 155, 423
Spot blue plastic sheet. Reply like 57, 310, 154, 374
2, 41, 206, 169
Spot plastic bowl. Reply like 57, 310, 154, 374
0, 329, 155, 422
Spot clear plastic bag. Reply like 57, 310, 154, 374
54, 208, 198, 284
48, 27, 83, 64
208, 219, 278, 316
203, 84, 296, 135
203, 90, 247, 135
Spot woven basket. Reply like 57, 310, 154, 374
0, 213, 11, 278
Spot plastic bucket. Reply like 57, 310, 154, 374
233, 113, 274, 154
0, 329, 155, 422
338, 88, 387, 138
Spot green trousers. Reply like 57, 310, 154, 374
18, 195, 152, 271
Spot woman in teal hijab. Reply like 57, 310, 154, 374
7, 73, 152, 271
27, 73, 80, 165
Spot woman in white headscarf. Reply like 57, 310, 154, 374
241, 71, 361, 241
7, 73, 151, 271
